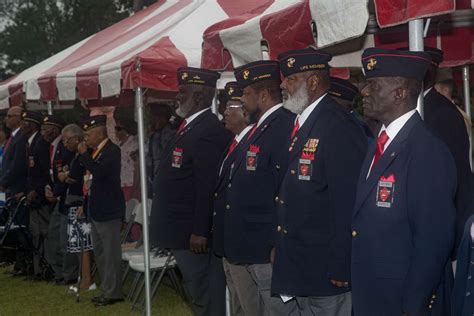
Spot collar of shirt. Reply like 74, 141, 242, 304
296, 93, 327, 128
52, 135, 61, 148
235, 124, 255, 143
378, 109, 417, 151
184, 107, 211, 126
28, 131, 38, 145
11, 127, 20, 137
423, 87, 433, 97
256, 103, 282, 127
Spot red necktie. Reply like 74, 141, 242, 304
246, 125, 258, 141
372, 131, 390, 168
227, 139, 238, 156
49, 144, 55, 168
290, 119, 300, 139
176, 120, 187, 134
3, 136, 12, 152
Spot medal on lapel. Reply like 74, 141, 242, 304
376, 174, 395, 208
172, 147, 183, 168
246, 144, 260, 171
298, 139, 318, 180
28, 156, 35, 168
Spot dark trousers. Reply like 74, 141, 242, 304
29, 204, 51, 275
91, 219, 123, 299
46, 205, 78, 281
172, 249, 226, 316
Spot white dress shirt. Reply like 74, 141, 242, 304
28, 131, 38, 146
294, 93, 327, 128
219, 124, 255, 176
183, 107, 211, 127
256, 103, 283, 127
367, 109, 416, 177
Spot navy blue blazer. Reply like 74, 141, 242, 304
150, 109, 231, 250
26, 132, 51, 205
271, 95, 367, 296
212, 129, 251, 257
452, 215, 474, 316
78, 139, 125, 222
214, 106, 295, 264
0, 131, 27, 196
424, 88, 472, 252
351, 113, 456, 315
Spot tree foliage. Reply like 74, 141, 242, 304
0, 0, 136, 81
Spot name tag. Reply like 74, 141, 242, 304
298, 159, 312, 181
376, 180, 395, 208
246, 151, 257, 171
172, 149, 183, 168
28, 156, 35, 168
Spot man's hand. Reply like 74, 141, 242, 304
189, 234, 208, 254
76, 206, 85, 219
45, 187, 57, 203
26, 191, 38, 203
270, 247, 276, 264
330, 279, 350, 288
58, 172, 67, 183
77, 141, 88, 155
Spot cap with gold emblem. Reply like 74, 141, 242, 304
398, 46, 443, 67
82, 115, 106, 131
362, 48, 432, 81
234, 60, 280, 89
43, 115, 65, 128
224, 81, 242, 102
328, 77, 359, 102
278, 47, 332, 77
177, 67, 220, 87
21, 111, 44, 125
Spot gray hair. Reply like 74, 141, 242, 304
62, 124, 83, 139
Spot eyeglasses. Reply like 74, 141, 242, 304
63, 136, 79, 144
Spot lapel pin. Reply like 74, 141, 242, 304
390, 152, 395, 157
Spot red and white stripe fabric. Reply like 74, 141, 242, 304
0, 0, 280, 109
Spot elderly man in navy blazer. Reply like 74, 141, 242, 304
214, 61, 295, 316
151, 67, 231, 316
351, 48, 457, 315
272, 48, 367, 315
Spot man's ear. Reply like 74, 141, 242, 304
192, 91, 203, 105
393, 86, 407, 105
307, 75, 320, 92
259, 88, 269, 104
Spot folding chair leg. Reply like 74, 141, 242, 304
122, 264, 130, 284
127, 271, 141, 301
131, 270, 155, 311
170, 269, 186, 301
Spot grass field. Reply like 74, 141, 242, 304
0, 266, 193, 316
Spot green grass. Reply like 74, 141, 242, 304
0, 266, 193, 316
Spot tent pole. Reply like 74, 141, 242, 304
409, 19, 425, 119
462, 66, 473, 170
135, 86, 152, 316
47, 101, 53, 115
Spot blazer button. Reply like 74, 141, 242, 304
276, 165, 281, 170
432, 294, 436, 299
277, 225, 282, 232
213, 212, 216, 216
226, 205, 230, 210
280, 200, 284, 205
275, 196, 279, 202
283, 229, 288, 234
290, 170, 296, 175
228, 183, 232, 188
352, 230, 358, 237
428, 305, 432, 309
214, 192, 218, 197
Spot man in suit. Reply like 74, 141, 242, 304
422, 47, 472, 251
272, 48, 367, 315
328, 77, 373, 138
77, 115, 125, 306
150, 67, 231, 316
41, 115, 78, 285
351, 48, 456, 315
20, 111, 52, 280
0, 106, 28, 276
215, 63, 295, 316
212, 81, 254, 315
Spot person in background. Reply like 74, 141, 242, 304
20, 111, 52, 280
328, 77, 373, 138
147, 103, 176, 193
115, 118, 138, 201
0, 124, 11, 167
60, 124, 95, 292
42, 115, 78, 286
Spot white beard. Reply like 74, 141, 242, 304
282, 84, 310, 115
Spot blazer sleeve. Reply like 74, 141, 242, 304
325, 121, 367, 281
402, 141, 456, 313
33, 140, 52, 197
0, 139, 27, 189
191, 130, 226, 237
77, 145, 118, 182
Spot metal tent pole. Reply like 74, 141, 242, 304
462, 66, 473, 170
409, 19, 425, 119
47, 101, 53, 115
135, 86, 152, 315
